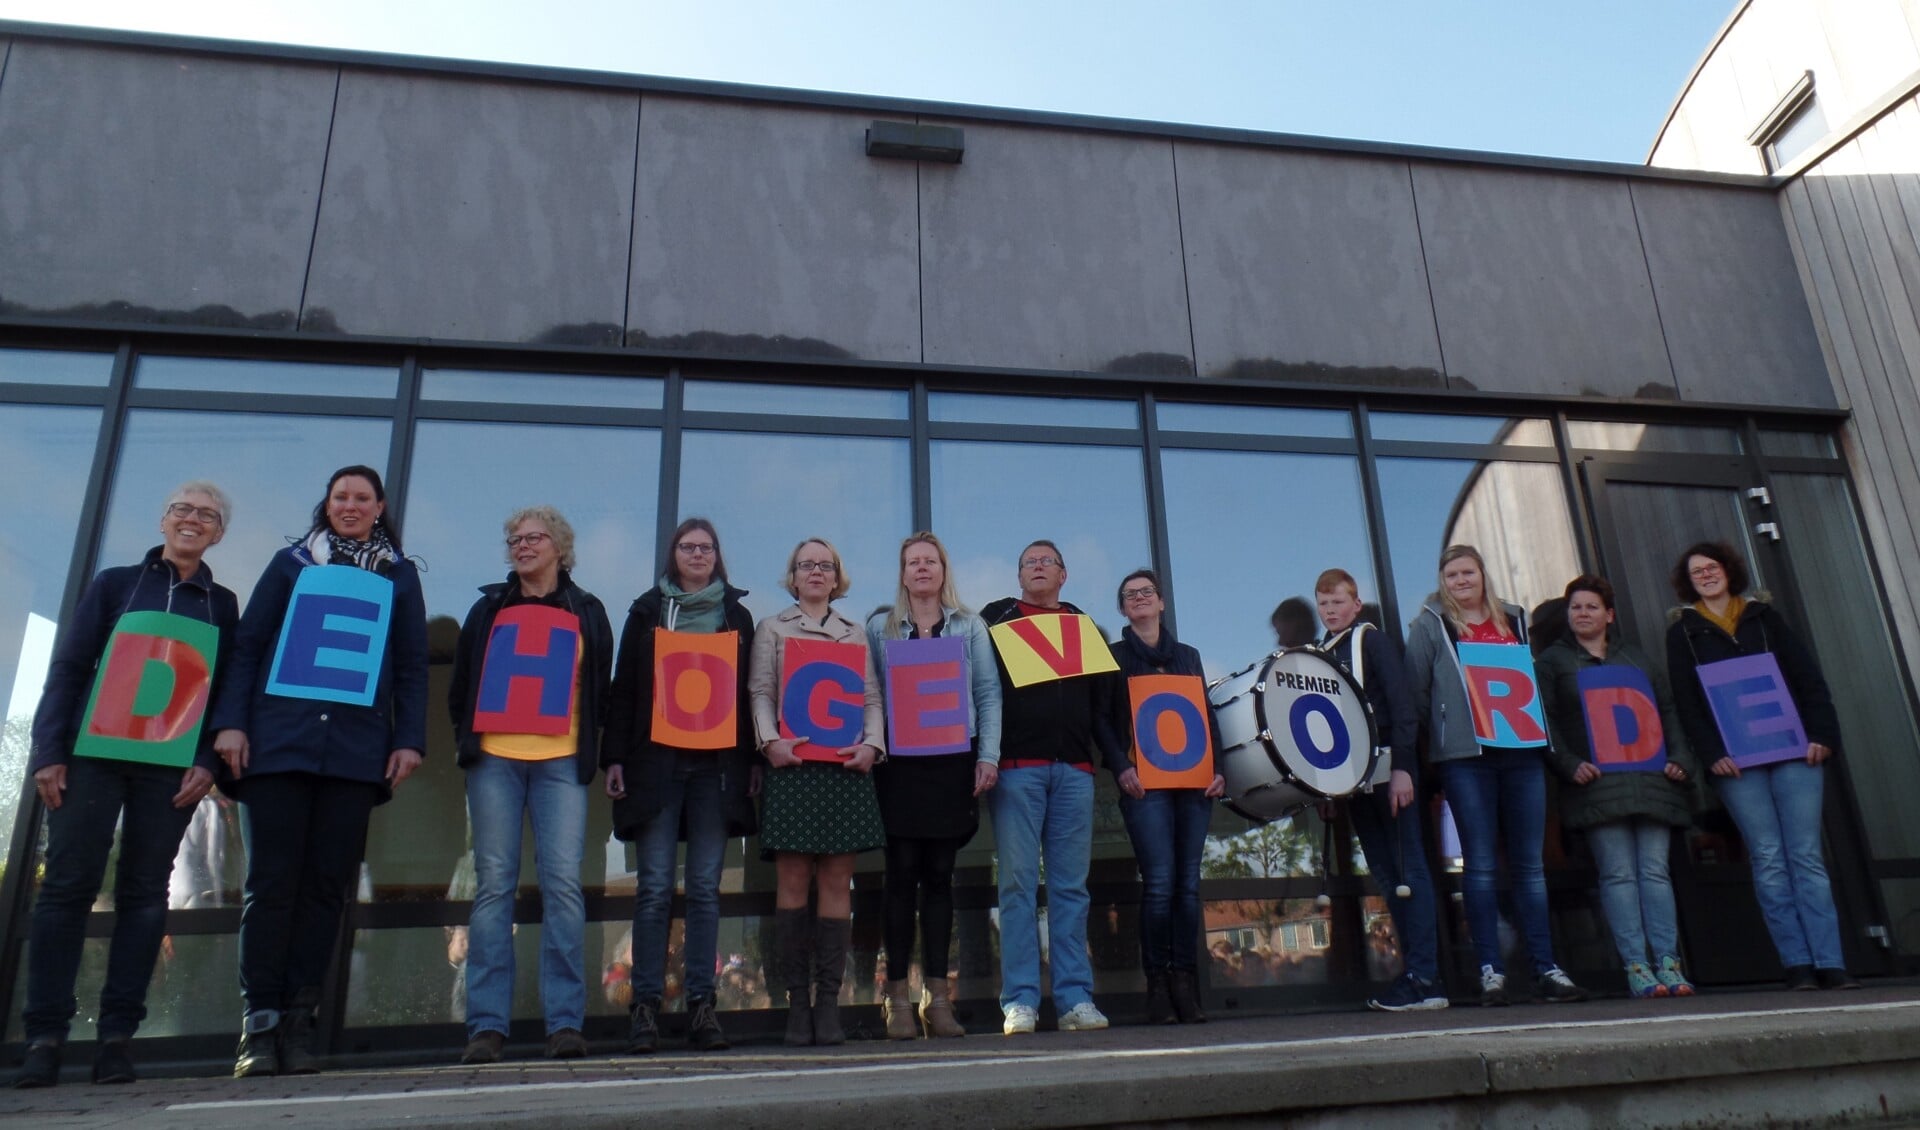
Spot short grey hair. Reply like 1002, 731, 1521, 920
503, 505, 576, 570
167, 481, 232, 527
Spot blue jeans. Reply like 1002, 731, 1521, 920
1585, 820, 1680, 966
990, 762, 1094, 1012
1439, 749, 1557, 975
1118, 788, 1211, 975
629, 757, 728, 1003
23, 758, 195, 1042
1715, 760, 1844, 969
1348, 788, 1442, 984
465, 755, 588, 1037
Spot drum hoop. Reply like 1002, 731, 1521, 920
1251, 645, 1384, 796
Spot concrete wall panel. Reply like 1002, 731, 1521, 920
626, 97, 920, 362
919, 121, 1192, 375
1632, 181, 1834, 406
1176, 145, 1443, 387
0, 42, 334, 329
303, 71, 635, 344
1412, 164, 1676, 398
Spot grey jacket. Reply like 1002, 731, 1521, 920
1402, 597, 1534, 764
864, 605, 1004, 767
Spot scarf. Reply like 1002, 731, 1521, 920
1120, 622, 1179, 670
306, 527, 399, 575
661, 576, 727, 633
1694, 595, 1746, 638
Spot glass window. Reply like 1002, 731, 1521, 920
1369, 413, 1554, 448
134, 356, 400, 399
0, 347, 113, 388
1160, 449, 1375, 678
1157, 402, 1353, 440
1758, 429, 1838, 459
1376, 458, 1582, 637
1566, 421, 1741, 454
0, 405, 101, 877
929, 392, 1139, 429
4, 933, 238, 1043
1764, 97, 1828, 171
683, 381, 907, 420
1203, 897, 1334, 985
97, 411, 393, 609
421, 368, 664, 410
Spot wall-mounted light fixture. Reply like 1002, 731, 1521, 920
866, 120, 964, 163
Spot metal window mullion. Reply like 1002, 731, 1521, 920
1140, 390, 1178, 636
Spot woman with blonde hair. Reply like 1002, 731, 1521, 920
864, 532, 1001, 1038
749, 537, 886, 1045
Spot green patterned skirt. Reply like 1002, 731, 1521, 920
759, 761, 886, 858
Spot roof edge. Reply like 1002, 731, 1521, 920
1645, 0, 1754, 164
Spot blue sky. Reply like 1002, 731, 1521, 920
0, 1, 1735, 164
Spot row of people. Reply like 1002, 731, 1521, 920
12, 469, 1859, 1086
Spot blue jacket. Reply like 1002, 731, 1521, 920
30, 546, 240, 776
209, 543, 430, 801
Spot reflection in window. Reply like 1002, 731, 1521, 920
97, 411, 392, 610
421, 368, 664, 409
1566, 421, 1740, 454
929, 391, 1139, 429
0, 347, 113, 387
135, 356, 400, 399
2, 933, 239, 1043
1157, 402, 1352, 440
683, 381, 908, 420
1160, 449, 1374, 678
1376, 458, 1581, 635
0, 405, 101, 877
1204, 897, 1333, 987
1369, 413, 1554, 447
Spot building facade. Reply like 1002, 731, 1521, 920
1, 17, 1915, 1059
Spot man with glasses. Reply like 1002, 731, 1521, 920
979, 541, 1127, 1035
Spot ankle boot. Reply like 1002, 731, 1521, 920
919, 978, 966, 1038
882, 979, 918, 1040
812, 916, 851, 1046
776, 907, 814, 1047
234, 1009, 282, 1078
280, 988, 322, 1075
1145, 972, 1177, 1025
1168, 970, 1207, 1024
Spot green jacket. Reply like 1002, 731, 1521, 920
1537, 636, 1699, 830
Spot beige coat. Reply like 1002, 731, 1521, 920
748, 603, 887, 753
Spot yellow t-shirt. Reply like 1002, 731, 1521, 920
480, 644, 582, 762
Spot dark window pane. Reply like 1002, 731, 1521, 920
1758, 429, 1837, 458
929, 392, 1138, 429
1157, 402, 1352, 440
0, 347, 113, 387
683, 381, 907, 419
1370, 413, 1553, 448
421, 368, 664, 409
135, 356, 399, 399
1566, 420, 1741, 454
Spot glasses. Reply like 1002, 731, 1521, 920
1121, 585, 1158, 601
1021, 555, 1062, 569
1688, 564, 1724, 580
676, 542, 717, 556
166, 502, 223, 525
506, 531, 552, 549
794, 560, 838, 575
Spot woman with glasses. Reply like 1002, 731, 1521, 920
1107, 568, 1224, 1025
448, 506, 614, 1063
1404, 544, 1586, 1006
211, 465, 429, 1077
1664, 541, 1857, 991
865, 532, 1001, 1039
603, 518, 757, 1054
748, 537, 886, 1046
13, 484, 239, 1089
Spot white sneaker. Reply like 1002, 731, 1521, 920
1479, 964, 1509, 1007
1057, 1001, 1109, 1031
1002, 1003, 1038, 1035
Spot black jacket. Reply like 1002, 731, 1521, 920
979, 597, 1128, 777
1319, 623, 1420, 782
31, 546, 240, 776
1108, 623, 1225, 772
448, 570, 615, 786
602, 584, 758, 839
1665, 599, 1840, 762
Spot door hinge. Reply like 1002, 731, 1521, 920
1867, 924, 1893, 950
1754, 521, 1781, 542
1747, 486, 1772, 506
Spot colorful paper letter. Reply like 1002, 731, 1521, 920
987, 613, 1121, 688
471, 605, 580, 735
651, 628, 739, 750
1129, 674, 1214, 789
779, 637, 867, 761
883, 637, 971, 756
1696, 652, 1807, 769
74, 610, 219, 768
1576, 665, 1667, 774
266, 566, 394, 706
1456, 642, 1548, 748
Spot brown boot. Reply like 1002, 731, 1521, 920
776, 907, 814, 1047
919, 979, 966, 1038
882, 979, 918, 1040
812, 916, 851, 1046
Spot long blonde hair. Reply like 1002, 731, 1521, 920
1434, 544, 1512, 638
883, 531, 969, 638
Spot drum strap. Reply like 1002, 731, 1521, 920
1324, 623, 1370, 687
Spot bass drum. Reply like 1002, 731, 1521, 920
1206, 646, 1382, 824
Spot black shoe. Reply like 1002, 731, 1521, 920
234, 1011, 281, 1078
686, 997, 729, 1051
1534, 966, 1588, 1004
1145, 973, 1176, 1025
544, 1028, 588, 1059
280, 992, 322, 1075
91, 1039, 135, 1085
1816, 967, 1861, 990
11, 1041, 60, 1089
625, 997, 660, 1054
1168, 970, 1207, 1023
1784, 964, 1818, 991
